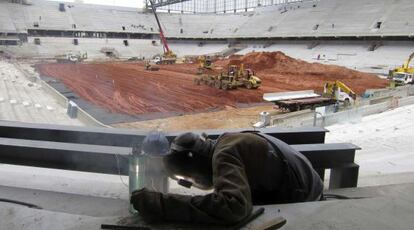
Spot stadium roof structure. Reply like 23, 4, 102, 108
148, 0, 192, 8
155, 0, 317, 14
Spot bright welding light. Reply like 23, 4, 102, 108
174, 175, 185, 180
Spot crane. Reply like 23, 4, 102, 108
148, 0, 177, 64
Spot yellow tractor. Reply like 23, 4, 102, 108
236, 64, 262, 89
194, 64, 262, 90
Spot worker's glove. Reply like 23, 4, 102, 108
130, 188, 164, 222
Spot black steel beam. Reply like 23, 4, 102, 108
329, 163, 360, 189
292, 143, 361, 189
292, 143, 361, 168
0, 137, 130, 175
0, 121, 327, 146
169, 127, 327, 145
0, 137, 356, 176
0, 121, 146, 148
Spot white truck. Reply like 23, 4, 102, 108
151, 54, 176, 65
55, 52, 88, 63
264, 90, 337, 112
392, 72, 414, 86
264, 81, 356, 112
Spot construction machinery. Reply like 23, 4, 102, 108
148, 0, 177, 64
323, 80, 356, 106
389, 52, 414, 85
55, 51, 87, 63
392, 72, 414, 86
194, 64, 262, 90
196, 55, 213, 74
264, 81, 356, 112
236, 64, 262, 89
144, 60, 160, 71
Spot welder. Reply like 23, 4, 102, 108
130, 131, 323, 225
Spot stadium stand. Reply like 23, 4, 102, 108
0, 5, 17, 33
1, 0, 414, 38
161, 0, 414, 38
168, 41, 228, 56
0, 0, 413, 72
0, 60, 84, 125
21, 37, 162, 59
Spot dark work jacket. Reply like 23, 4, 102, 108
133, 133, 323, 225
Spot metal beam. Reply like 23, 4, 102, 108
0, 137, 130, 175
329, 163, 360, 189
292, 143, 360, 168
292, 143, 361, 189
0, 121, 327, 146
0, 137, 357, 177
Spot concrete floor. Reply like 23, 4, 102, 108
326, 104, 414, 187
1, 182, 413, 229
0, 60, 84, 126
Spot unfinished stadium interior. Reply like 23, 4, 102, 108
1, 0, 414, 229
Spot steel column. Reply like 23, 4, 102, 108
329, 163, 360, 189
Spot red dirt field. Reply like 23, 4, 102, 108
37, 52, 389, 117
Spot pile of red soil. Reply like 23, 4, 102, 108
215, 51, 388, 94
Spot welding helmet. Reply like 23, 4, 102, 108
169, 132, 213, 157
164, 132, 215, 190
141, 131, 170, 156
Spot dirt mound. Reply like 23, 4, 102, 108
216, 51, 388, 94
220, 52, 299, 71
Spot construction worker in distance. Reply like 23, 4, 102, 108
130, 132, 323, 225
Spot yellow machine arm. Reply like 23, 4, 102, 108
402, 52, 414, 69
335, 81, 355, 96
390, 52, 414, 77
325, 81, 356, 100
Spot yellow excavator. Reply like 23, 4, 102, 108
389, 52, 414, 85
323, 81, 357, 106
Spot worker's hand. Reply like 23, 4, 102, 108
130, 188, 164, 223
